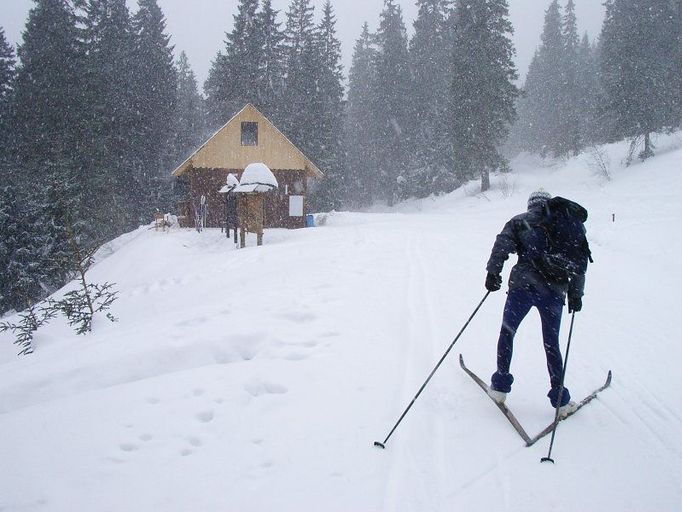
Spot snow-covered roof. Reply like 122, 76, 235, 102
219, 173, 241, 194
233, 163, 278, 193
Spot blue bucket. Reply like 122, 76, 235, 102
305, 214, 315, 227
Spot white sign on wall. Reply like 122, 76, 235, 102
289, 195, 304, 217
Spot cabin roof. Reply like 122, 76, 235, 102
171, 104, 324, 179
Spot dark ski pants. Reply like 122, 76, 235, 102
493, 286, 569, 404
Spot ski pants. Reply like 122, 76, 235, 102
495, 285, 566, 394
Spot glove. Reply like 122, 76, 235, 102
568, 295, 582, 313
485, 272, 502, 292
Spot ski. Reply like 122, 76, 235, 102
459, 354, 532, 444
526, 370, 612, 446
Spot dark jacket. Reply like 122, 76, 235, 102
486, 205, 585, 298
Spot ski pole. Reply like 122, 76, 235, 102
374, 291, 490, 449
541, 311, 576, 464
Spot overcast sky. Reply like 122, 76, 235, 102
2, 0, 605, 89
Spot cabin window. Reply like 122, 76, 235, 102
241, 122, 258, 146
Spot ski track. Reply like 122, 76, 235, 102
381, 226, 445, 512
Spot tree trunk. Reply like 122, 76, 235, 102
481, 169, 490, 192
640, 132, 654, 161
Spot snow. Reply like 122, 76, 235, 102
219, 173, 241, 194
1, 134, 682, 511
233, 162, 278, 193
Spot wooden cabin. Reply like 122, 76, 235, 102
171, 103, 324, 229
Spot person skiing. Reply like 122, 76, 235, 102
484, 189, 588, 417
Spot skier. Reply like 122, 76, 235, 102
484, 189, 587, 417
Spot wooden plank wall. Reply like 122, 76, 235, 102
188, 168, 308, 229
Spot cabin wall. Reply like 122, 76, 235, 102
187, 168, 308, 229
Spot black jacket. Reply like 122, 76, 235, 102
486, 205, 585, 298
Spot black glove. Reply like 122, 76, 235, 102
485, 272, 502, 292
568, 295, 582, 313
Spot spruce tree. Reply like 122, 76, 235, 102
204, 51, 230, 129
0, 185, 39, 314
13, 0, 85, 169
576, 33, 600, 145
131, 0, 177, 216
81, 0, 138, 236
310, 1, 345, 211
344, 23, 379, 208
600, 0, 681, 159
514, 0, 565, 156
169, 52, 205, 167
409, 0, 455, 197
0, 28, 15, 159
205, 0, 261, 127
373, 0, 411, 205
450, 0, 518, 191
256, 0, 285, 121
281, 0, 322, 159
559, 0, 583, 154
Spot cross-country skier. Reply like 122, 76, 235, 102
484, 189, 588, 417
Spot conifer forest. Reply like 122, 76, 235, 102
1, 0, 680, 315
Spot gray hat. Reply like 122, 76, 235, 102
527, 189, 551, 209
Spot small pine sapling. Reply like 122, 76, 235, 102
0, 301, 55, 355
50, 214, 118, 335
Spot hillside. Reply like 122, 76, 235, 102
1, 134, 681, 512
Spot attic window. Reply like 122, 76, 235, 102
241, 122, 258, 146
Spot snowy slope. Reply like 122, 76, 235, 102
1, 134, 681, 511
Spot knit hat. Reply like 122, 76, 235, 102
527, 189, 551, 209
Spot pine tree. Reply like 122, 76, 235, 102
559, 0, 583, 154
514, 0, 565, 156
600, 0, 681, 159
344, 23, 379, 208
255, 0, 285, 121
373, 0, 411, 205
309, 1, 345, 211
450, 0, 519, 191
0, 28, 15, 159
13, 0, 85, 169
131, 0, 177, 215
0, 185, 40, 314
576, 33, 600, 145
408, 0, 455, 197
169, 52, 205, 167
205, 0, 261, 127
281, 0, 322, 159
81, 0, 138, 236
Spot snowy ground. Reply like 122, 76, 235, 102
2, 134, 682, 511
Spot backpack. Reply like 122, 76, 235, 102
534, 197, 593, 284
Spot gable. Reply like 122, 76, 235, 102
172, 104, 323, 178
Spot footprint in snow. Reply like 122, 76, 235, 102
243, 380, 288, 397
196, 410, 214, 423
119, 443, 139, 452
278, 311, 317, 324
284, 352, 308, 361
